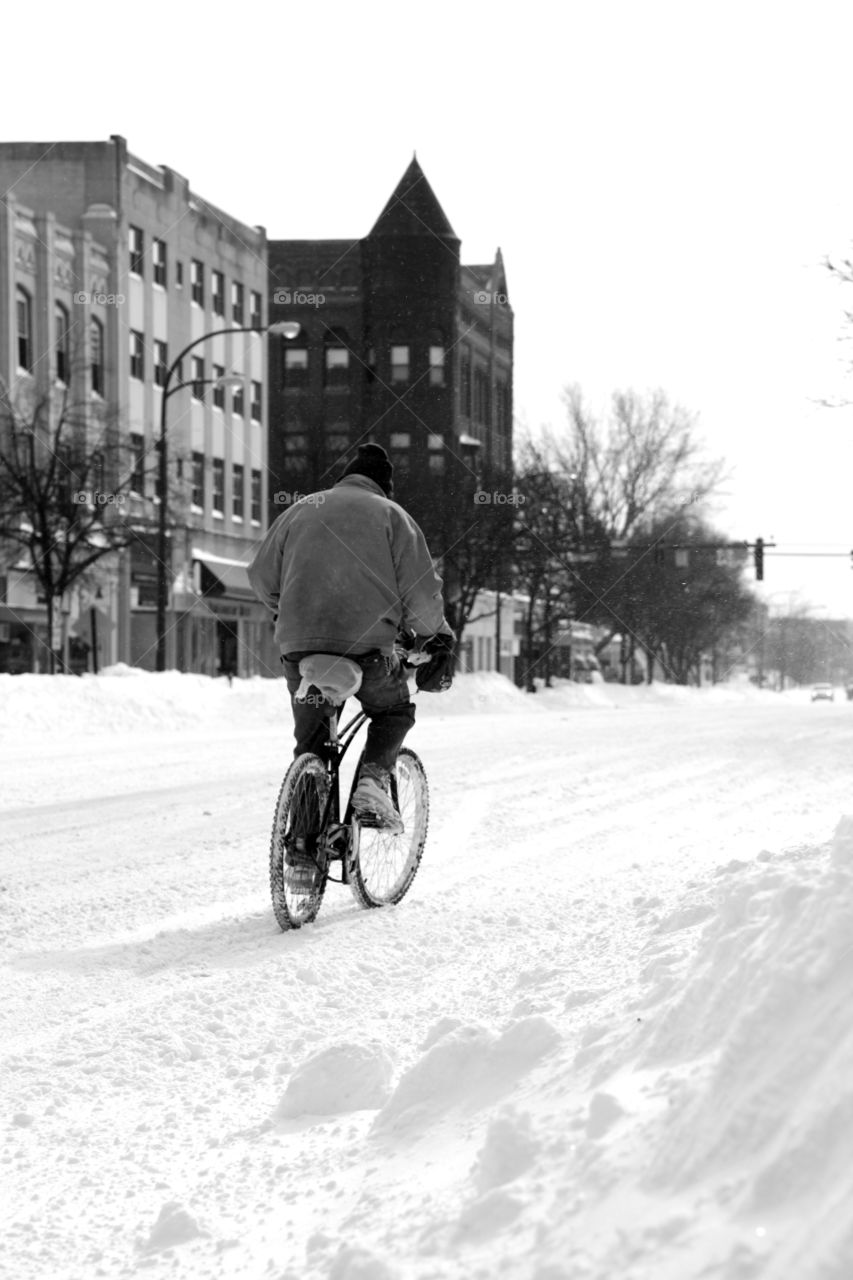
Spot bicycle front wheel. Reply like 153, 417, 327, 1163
269, 753, 329, 931
348, 747, 429, 909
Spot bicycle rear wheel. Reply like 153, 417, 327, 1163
269, 753, 330, 930
348, 747, 429, 908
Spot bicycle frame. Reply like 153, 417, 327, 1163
314, 706, 368, 883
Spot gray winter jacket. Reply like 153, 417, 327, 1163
247, 474, 449, 656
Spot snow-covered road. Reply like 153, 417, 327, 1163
2, 674, 852, 1279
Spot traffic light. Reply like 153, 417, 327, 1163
754, 537, 764, 581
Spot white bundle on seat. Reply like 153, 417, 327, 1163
294, 654, 363, 705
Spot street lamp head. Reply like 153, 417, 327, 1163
213, 374, 246, 391
268, 321, 302, 340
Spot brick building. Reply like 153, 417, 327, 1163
266, 158, 514, 544
0, 135, 275, 675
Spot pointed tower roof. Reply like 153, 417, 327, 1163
368, 158, 458, 240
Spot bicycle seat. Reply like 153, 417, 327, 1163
294, 654, 363, 705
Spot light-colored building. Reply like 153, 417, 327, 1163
456, 590, 520, 679
0, 135, 275, 675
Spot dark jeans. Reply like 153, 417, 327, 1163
282, 650, 416, 772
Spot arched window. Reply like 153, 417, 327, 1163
282, 331, 309, 387
16, 287, 33, 372
90, 318, 104, 395
55, 303, 70, 383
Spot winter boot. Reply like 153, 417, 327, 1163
352, 764, 404, 835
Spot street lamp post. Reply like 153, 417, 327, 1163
155, 322, 300, 672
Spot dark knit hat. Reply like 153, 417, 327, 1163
340, 443, 394, 496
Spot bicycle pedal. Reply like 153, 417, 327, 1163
358, 811, 404, 835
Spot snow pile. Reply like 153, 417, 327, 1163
526, 816, 853, 1278
411, 670, 542, 716
0, 667, 785, 745
372, 1015, 561, 1135
274, 1042, 394, 1119
533, 675, 783, 710
137, 1202, 208, 1255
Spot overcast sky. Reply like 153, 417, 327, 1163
5, 0, 853, 615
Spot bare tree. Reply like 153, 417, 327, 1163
0, 381, 163, 673
609, 511, 754, 684
551, 385, 726, 538
401, 458, 518, 652
534, 386, 729, 661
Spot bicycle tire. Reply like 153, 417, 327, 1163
269, 753, 330, 930
348, 747, 429, 909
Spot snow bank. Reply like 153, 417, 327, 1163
0, 670, 288, 741
0, 668, 785, 743
532, 816, 853, 1278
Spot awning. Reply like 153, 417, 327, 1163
192, 549, 255, 600
458, 433, 482, 448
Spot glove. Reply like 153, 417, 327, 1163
414, 631, 455, 693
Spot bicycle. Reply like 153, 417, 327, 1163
269, 654, 430, 931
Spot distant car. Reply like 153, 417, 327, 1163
811, 683, 835, 702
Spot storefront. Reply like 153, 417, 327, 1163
0, 607, 49, 674
174, 551, 279, 678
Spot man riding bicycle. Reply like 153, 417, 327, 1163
248, 443, 455, 848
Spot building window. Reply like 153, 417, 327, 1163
390, 431, 411, 475
429, 345, 445, 387
152, 238, 167, 287
130, 330, 145, 381
250, 380, 261, 421
212, 270, 225, 317
495, 382, 503, 431
191, 451, 205, 509
90, 317, 104, 394
250, 290, 262, 328
251, 468, 261, 522
55, 303, 69, 383
212, 364, 225, 408
175, 260, 184, 288
212, 458, 224, 515
232, 463, 245, 520
129, 432, 146, 494
232, 281, 244, 324
474, 368, 490, 424
191, 355, 205, 400
324, 345, 349, 386
154, 340, 168, 388
16, 287, 33, 372
461, 355, 471, 417
429, 453, 446, 474
191, 259, 204, 306
390, 344, 409, 384
232, 383, 245, 417
129, 226, 144, 277
283, 346, 308, 385
326, 431, 349, 458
